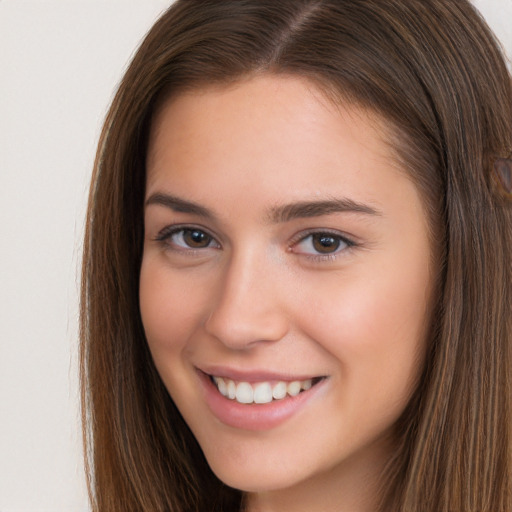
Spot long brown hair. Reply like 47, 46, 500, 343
80, 1, 512, 510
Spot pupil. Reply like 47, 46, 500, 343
313, 234, 340, 253
185, 229, 209, 247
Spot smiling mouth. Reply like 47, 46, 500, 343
210, 375, 325, 405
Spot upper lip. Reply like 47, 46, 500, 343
197, 365, 325, 383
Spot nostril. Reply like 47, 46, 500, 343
204, 305, 289, 349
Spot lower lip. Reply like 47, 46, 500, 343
197, 371, 327, 431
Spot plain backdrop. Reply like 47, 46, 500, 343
0, 1, 510, 511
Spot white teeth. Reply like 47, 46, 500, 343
227, 379, 236, 399
235, 382, 253, 404
253, 382, 273, 404
214, 377, 228, 397
272, 381, 287, 400
212, 376, 315, 404
287, 381, 301, 396
301, 379, 312, 391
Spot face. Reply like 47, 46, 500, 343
140, 75, 435, 506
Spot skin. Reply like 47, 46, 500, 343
140, 75, 436, 512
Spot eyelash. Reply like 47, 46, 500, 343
155, 225, 220, 253
289, 229, 356, 261
154, 225, 356, 261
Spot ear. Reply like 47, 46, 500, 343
493, 157, 512, 197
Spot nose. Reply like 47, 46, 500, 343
204, 248, 289, 350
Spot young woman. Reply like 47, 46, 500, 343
80, 1, 512, 511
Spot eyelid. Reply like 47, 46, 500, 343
155, 224, 221, 250
289, 228, 356, 259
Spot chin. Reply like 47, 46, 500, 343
197, 434, 323, 494
208, 461, 301, 493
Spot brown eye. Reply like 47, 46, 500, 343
157, 227, 219, 251
311, 234, 342, 253
293, 231, 352, 257
181, 229, 213, 248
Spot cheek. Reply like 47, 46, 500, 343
298, 258, 432, 414
139, 259, 202, 361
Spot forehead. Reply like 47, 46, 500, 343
146, 74, 404, 191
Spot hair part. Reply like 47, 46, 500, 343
81, 1, 512, 510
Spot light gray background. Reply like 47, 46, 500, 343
1, 1, 510, 511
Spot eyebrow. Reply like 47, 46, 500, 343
268, 198, 381, 223
145, 192, 381, 223
145, 193, 216, 219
